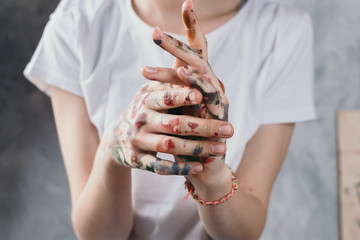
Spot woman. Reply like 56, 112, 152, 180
24, 0, 316, 239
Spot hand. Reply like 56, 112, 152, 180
103, 81, 233, 176
142, 0, 232, 186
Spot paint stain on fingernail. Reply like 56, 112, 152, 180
153, 39, 162, 45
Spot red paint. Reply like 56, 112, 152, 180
139, 84, 149, 94
183, 96, 191, 104
188, 122, 198, 130
141, 93, 150, 108
200, 104, 207, 118
164, 92, 174, 106
161, 118, 181, 133
131, 93, 150, 119
131, 106, 138, 119
212, 132, 219, 138
156, 139, 175, 153
202, 157, 215, 164
188, 122, 199, 134
135, 113, 147, 128
165, 139, 175, 150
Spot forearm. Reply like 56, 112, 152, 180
72, 133, 133, 240
193, 166, 267, 240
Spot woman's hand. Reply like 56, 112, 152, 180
103, 81, 234, 176
142, 0, 232, 188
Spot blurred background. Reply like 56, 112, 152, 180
0, 0, 359, 239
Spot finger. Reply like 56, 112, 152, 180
182, 1, 226, 94
177, 67, 229, 121
138, 81, 169, 93
182, 0, 208, 60
177, 67, 218, 103
141, 66, 189, 86
133, 134, 227, 157
144, 88, 202, 110
134, 153, 203, 175
173, 58, 188, 69
146, 113, 234, 138
153, 26, 205, 67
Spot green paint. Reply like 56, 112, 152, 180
146, 165, 155, 173
112, 145, 124, 165
176, 45, 190, 53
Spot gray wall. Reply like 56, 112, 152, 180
0, 0, 359, 239
263, 1, 360, 239
0, 0, 76, 239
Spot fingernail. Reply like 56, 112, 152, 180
210, 143, 226, 155
182, 67, 192, 76
143, 66, 158, 74
156, 26, 166, 38
188, 0, 193, 10
189, 91, 196, 102
218, 124, 232, 136
191, 164, 203, 173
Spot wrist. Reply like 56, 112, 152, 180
96, 122, 131, 193
187, 163, 233, 202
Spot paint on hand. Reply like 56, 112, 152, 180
192, 144, 203, 155
156, 138, 176, 153
135, 113, 147, 128
161, 118, 181, 133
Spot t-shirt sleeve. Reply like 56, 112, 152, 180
23, 6, 82, 97
260, 12, 316, 124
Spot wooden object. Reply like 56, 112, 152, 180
337, 110, 360, 240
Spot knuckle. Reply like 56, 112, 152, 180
152, 161, 167, 175
203, 122, 214, 137
156, 137, 176, 153
175, 118, 184, 133
129, 135, 140, 146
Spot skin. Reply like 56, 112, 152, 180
142, 1, 231, 193
50, 0, 295, 239
109, 81, 233, 175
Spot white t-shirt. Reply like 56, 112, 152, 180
24, 0, 316, 239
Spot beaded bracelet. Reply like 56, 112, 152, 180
184, 168, 239, 206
